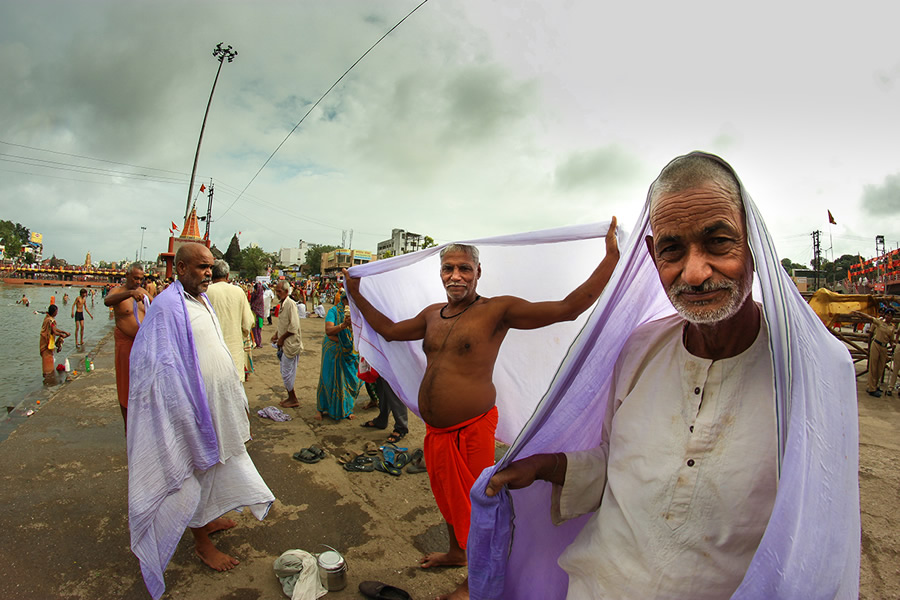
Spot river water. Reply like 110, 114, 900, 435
0, 284, 115, 408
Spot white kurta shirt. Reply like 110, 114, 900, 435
183, 291, 272, 527
555, 313, 777, 600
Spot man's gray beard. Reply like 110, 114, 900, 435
667, 277, 752, 325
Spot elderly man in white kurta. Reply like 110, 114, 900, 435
272, 280, 303, 408
205, 260, 254, 379
127, 243, 273, 600
488, 153, 777, 599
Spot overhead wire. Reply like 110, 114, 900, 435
218, 0, 432, 220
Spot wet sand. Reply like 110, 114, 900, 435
0, 316, 896, 599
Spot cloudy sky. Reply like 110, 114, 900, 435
2, 0, 899, 268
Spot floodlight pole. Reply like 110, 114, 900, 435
139, 226, 147, 261
184, 42, 238, 221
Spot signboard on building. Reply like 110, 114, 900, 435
30, 232, 43, 244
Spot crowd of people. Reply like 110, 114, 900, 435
30, 152, 865, 600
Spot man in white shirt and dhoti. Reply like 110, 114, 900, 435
127, 242, 274, 600
206, 259, 254, 381
487, 153, 779, 599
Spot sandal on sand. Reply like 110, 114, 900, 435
364, 441, 379, 456
343, 460, 374, 472
392, 451, 410, 470
375, 459, 402, 477
361, 420, 384, 429
406, 448, 426, 474
293, 448, 322, 464
337, 451, 359, 465
385, 431, 406, 444
308, 445, 326, 460
359, 580, 412, 600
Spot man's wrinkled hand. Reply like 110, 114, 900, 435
485, 458, 540, 498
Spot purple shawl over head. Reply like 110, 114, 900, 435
466, 153, 860, 599
126, 280, 219, 600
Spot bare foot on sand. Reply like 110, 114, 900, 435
195, 540, 240, 571
202, 517, 237, 535
315, 411, 323, 421
347, 414, 355, 420
279, 398, 300, 408
420, 550, 467, 569
436, 578, 469, 599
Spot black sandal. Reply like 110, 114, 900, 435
385, 431, 406, 444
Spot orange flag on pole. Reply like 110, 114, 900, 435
827, 210, 836, 225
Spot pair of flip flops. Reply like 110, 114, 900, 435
359, 580, 411, 600
376, 445, 411, 477
343, 455, 375, 472
293, 445, 326, 464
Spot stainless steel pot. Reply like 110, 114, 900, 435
317, 547, 348, 591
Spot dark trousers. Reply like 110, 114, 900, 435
372, 377, 408, 435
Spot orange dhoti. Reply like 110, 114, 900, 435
114, 328, 135, 407
424, 406, 498, 550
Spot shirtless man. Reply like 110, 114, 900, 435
104, 263, 150, 428
344, 219, 618, 600
17, 294, 29, 307
71, 288, 94, 346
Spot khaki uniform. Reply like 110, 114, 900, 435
866, 318, 895, 393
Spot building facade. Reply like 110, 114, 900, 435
279, 240, 308, 266
321, 249, 374, 277
376, 229, 425, 259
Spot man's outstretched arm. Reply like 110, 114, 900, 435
502, 217, 619, 331
343, 269, 428, 342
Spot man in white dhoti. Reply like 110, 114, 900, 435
206, 259, 254, 380
127, 242, 274, 600
272, 280, 303, 408
486, 152, 839, 599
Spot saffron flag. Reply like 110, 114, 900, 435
828, 210, 837, 225
171, 221, 179, 232
200, 184, 206, 193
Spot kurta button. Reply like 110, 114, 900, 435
694, 387, 701, 394
687, 459, 695, 467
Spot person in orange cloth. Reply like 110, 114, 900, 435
344, 221, 619, 600
104, 263, 150, 429
39, 304, 69, 384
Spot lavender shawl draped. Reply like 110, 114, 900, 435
126, 280, 219, 600
348, 154, 860, 599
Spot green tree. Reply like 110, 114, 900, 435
240, 246, 273, 278
780, 257, 806, 274
304, 244, 338, 275
224, 234, 242, 272
0, 220, 26, 259
423, 236, 437, 249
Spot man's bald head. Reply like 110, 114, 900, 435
176, 243, 214, 297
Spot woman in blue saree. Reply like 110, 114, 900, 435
316, 291, 361, 420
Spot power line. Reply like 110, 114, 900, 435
218, 0, 432, 219
0, 139, 189, 176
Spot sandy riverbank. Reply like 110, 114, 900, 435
0, 316, 896, 599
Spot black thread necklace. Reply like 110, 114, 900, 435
440, 295, 481, 319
